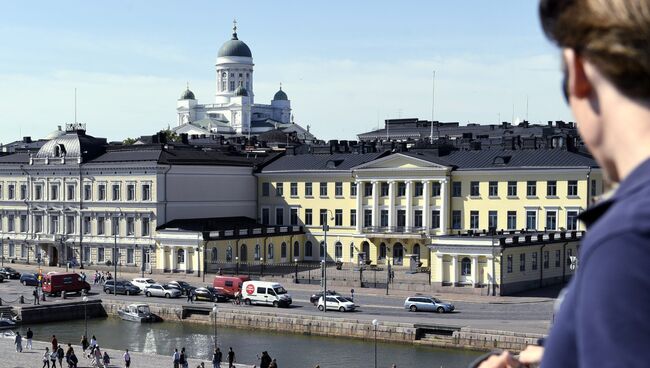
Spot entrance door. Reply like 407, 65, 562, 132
144, 249, 152, 273
50, 247, 58, 266
393, 243, 404, 265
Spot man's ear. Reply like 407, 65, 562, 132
564, 48, 592, 99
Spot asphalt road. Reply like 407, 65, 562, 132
0, 266, 555, 334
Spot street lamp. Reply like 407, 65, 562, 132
260, 257, 264, 278
235, 256, 239, 275
82, 296, 88, 338
372, 319, 379, 368
212, 303, 218, 349
294, 258, 299, 284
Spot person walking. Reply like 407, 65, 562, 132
259, 351, 272, 368
51, 335, 58, 352
65, 344, 74, 367
50, 346, 58, 368
80, 335, 89, 352
90, 335, 97, 349
43, 347, 51, 368
173, 348, 180, 368
57, 345, 65, 367
102, 351, 110, 367
186, 288, 194, 304
33, 287, 40, 305
14, 331, 22, 352
93, 346, 103, 368
123, 349, 131, 368
26, 328, 33, 350
180, 347, 188, 368
212, 347, 222, 368
227, 347, 235, 368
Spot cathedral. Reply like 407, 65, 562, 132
174, 21, 314, 141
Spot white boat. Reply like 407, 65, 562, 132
0, 317, 16, 330
117, 304, 158, 323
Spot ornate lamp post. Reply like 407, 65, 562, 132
294, 257, 299, 284
212, 303, 218, 349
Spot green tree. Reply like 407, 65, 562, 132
122, 137, 137, 145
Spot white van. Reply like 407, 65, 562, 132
242, 281, 292, 307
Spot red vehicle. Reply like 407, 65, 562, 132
42, 272, 90, 296
212, 275, 250, 298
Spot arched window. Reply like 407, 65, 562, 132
305, 241, 313, 258
281, 242, 287, 259
226, 246, 233, 262
461, 257, 472, 276
240, 244, 248, 262
254, 244, 261, 260
349, 243, 355, 260
293, 241, 300, 258
379, 242, 387, 259
335, 242, 343, 259
177, 249, 185, 264
211, 247, 218, 263
413, 243, 421, 258
268, 243, 274, 260
362, 241, 370, 262
320, 241, 326, 259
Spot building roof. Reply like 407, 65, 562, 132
35, 128, 107, 161
180, 87, 195, 100
260, 152, 387, 173
218, 32, 252, 58
157, 216, 304, 240
273, 88, 288, 101
0, 152, 30, 164
87, 146, 269, 167
234, 85, 249, 96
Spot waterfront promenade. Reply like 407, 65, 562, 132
0, 337, 254, 368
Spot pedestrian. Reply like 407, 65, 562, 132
103, 351, 110, 366
187, 288, 193, 303
173, 348, 180, 368
268, 358, 278, 368
180, 347, 188, 368
227, 347, 235, 368
93, 346, 103, 368
51, 335, 58, 352
80, 335, 89, 352
90, 335, 97, 349
124, 349, 131, 368
69, 352, 78, 368
14, 331, 22, 352
33, 287, 40, 305
26, 328, 33, 349
43, 347, 51, 368
57, 345, 65, 367
212, 347, 222, 368
259, 351, 272, 368
65, 344, 74, 367
50, 346, 58, 368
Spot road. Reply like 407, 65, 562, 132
0, 264, 555, 334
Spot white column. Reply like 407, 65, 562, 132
405, 180, 413, 231
451, 255, 457, 286
422, 180, 430, 234
487, 256, 494, 293
437, 254, 444, 284
372, 181, 379, 228
472, 256, 479, 286
440, 179, 450, 235
388, 181, 396, 229
185, 247, 192, 273
356, 182, 363, 232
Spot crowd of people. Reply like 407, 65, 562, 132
91, 271, 113, 285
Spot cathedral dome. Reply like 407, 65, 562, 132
273, 88, 288, 101
180, 87, 195, 100
218, 33, 252, 58
235, 85, 249, 96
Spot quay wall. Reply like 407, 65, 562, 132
15, 300, 106, 324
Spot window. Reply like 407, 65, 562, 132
112, 216, 120, 236
520, 253, 526, 272
305, 241, 313, 258
334, 209, 343, 226
413, 243, 420, 258
141, 218, 150, 236
0, 184, 3, 199
507, 181, 517, 197
294, 242, 300, 258
397, 210, 406, 227
261, 208, 270, 225
127, 248, 134, 264
526, 210, 537, 230
415, 182, 423, 197
489, 181, 498, 197
83, 247, 90, 263
275, 183, 283, 197
34, 215, 43, 233
268, 244, 274, 260
126, 217, 135, 235
432, 182, 441, 196
35, 185, 43, 200
142, 184, 151, 201
452, 210, 462, 229
414, 210, 423, 228
319, 182, 328, 197
452, 182, 462, 197
381, 182, 389, 197
8, 242, 14, 257
507, 255, 513, 273
7, 215, 14, 232
470, 181, 480, 196
98, 247, 105, 263
526, 181, 537, 197
305, 209, 312, 226
507, 211, 517, 230
364, 210, 372, 227
290, 182, 298, 197
275, 208, 284, 225
20, 185, 26, 200
66, 184, 75, 200
21, 244, 27, 259
19, 215, 27, 232
379, 243, 387, 259
177, 249, 185, 264
350, 209, 357, 227
568, 180, 578, 197
461, 258, 471, 276
0, 215, 3, 231
290, 208, 299, 226
127, 184, 135, 201
431, 210, 440, 229
281, 242, 287, 259
97, 217, 105, 235
98, 184, 106, 201
319, 209, 328, 226
488, 210, 498, 229
305, 182, 313, 196
262, 182, 270, 196
364, 183, 373, 197
380, 210, 389, 227
335, 182, 343, 197
8, 184, 15, 199
591, 179, 597, 197
547, 181, 557, 197
546, 211, 557, 231
350, 182, 357, 197
543, 251, 550, 269
66, 215, 75, 234
397, 182, 406, 197
567, 211, 579, 230
83, 216, 91, 235
210, 247, 219, 263
112, 184, 120, 200
349, 243, 354, 260
335, 242, 342, 259
532, 252, 538, 271
51, 184, 59, 200
84, 185, 92, 201
555, 250, 561, 267
470, 211, 479, 229
229, 81, 235, 91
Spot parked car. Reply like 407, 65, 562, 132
167, 281, 196, 296
403, 296, 455, 313
20, 273, 39, 286
213, 275, 250, 298
193, 287, 229, 302
103, 280, 141, 295
42, 272, 91, 297
144, 284, 181, 298
0, 267, 21, 279
317, 295, 357, 312
131, 278, 156, 291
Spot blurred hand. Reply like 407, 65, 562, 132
518, 345, 544, 365
478, 351, 522, 368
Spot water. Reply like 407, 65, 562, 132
24, 317, 481, 368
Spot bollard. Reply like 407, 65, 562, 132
61, 292, 67, 300
19, 295, 24, 304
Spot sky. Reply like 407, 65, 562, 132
0, 1, 572, 143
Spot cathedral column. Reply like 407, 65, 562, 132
472, 256, 479, 286
372, 181, 379, 228
451, 255, 458, 286
422, 180, 431, 234
356, 182, 363, 233
405, 180, 413, 231
440, 179, 450, 235
388, 181, 396, 229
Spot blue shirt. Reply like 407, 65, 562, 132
542, 159, 650, 367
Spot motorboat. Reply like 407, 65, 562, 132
117, 304, 158, 323
0, 317, 17, 330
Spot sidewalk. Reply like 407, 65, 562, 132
0, 336, 253, 368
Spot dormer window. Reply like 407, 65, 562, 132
54, 144, 66, 157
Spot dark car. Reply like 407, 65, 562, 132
0, 267, 21, 279
103, 280, 141, 295
167, 280, 196, 296
310, 290, 341, 305
193, 287, 229, 302
20, 273, 39, 286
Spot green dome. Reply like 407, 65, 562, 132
180, 88, 195, 100
218, 33, 252, 58
235, 85, 249, 96
273, 89, 288, 101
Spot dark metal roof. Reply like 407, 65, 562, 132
0, 152, 30, 164
157, 216, 304, 240
180, 88, 195, 100
35, 130, 107, 161
261, 152, 387, 172
218, 33, 252, 58
273, 89, 288, 101
88, 146, 265, 167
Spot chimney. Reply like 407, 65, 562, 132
23, 136, 32, 143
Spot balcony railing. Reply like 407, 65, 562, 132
362, 226, 426, 234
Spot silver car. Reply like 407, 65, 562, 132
404, 296, 455, 313
144, 283, 182, 298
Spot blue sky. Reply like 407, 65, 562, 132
0, 1, 571, 143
